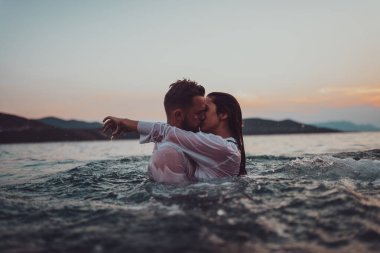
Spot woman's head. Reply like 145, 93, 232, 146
201, 92, 247, 175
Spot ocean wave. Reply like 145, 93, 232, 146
1, 150, 380, 252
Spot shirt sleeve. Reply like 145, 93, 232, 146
137, 121, 240, 169
137, 121, 167, 144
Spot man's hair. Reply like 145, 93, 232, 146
164, 79, 205, 115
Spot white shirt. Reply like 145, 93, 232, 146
137, 121, 241, 183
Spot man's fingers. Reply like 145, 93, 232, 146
102, 116, 123, 138
102, 120, 110, 130
112, 125, 120, 136
103, 124, 113, 134
103, 116, 110, 123
102, 119, 116, 133
103, 116, 112, 123
111, 125, 123, 139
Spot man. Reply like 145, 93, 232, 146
104, 79, 206, 183
147, 79, 206, 182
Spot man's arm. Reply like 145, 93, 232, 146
102, 116, 138, 138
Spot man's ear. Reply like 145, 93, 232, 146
174, 109, 184, 122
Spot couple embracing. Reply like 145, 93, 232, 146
103, 79, 246, 184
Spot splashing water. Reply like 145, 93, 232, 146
1, 149, 379, 252
1, 135, 380, 252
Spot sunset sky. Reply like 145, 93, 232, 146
1, 0, 379, 126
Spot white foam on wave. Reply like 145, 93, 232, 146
289, 156, 335, 168
285, 155, 380, 181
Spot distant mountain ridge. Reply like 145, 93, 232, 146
37, 117, 102, 129
36, 116, 337, 135
35, 116, 337, 135
0, 113, 138, 143
242, 118, 338, 135
1, 112, 339, 144
311, 121, 380, 132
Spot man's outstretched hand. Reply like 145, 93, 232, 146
102, 116, 138, 139
103, 116, 123, 138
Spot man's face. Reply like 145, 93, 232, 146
182, 96, 206, 132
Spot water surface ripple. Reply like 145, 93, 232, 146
1, 150, 380, 253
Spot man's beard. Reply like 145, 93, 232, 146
182, 118, 199, 132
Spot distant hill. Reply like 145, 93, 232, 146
37, 117, 102, 129
0, 113, 137, 144
0, 112, 339, 144
242, 118, 339, 135
311, 121, 380, 132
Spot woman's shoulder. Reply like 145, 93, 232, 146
198, 132, 239, 149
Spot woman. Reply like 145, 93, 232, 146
103, 92, 246, 180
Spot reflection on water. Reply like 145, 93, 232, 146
244, 131, 380, 156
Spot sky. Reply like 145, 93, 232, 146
1, 0, 379, 126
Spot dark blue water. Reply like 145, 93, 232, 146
1, 148, 380, 253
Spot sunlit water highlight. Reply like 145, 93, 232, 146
1, 132, 380, 253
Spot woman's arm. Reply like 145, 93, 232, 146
138, 121, 238, 158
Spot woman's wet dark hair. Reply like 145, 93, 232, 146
207, 92, 247, 175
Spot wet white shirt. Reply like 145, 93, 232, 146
137, 121, 241, 183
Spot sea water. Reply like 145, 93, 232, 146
1, 132, 380, 253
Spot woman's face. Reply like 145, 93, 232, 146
200, 96, 220, 133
